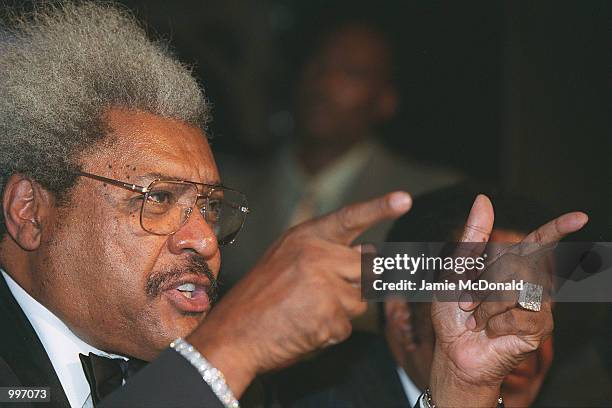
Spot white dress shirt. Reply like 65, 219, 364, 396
285, 141, 374, 227
1, 271, 126, 408
396, 366, 422, 408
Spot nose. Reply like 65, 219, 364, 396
167, 208, 219, 258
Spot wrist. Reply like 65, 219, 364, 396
170, 338, 240, 408
429, 347, 501, 408
187, 320, 257, 398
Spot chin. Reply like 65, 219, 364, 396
164, 312, 206, 339
134, 319, 202, 361
130, 307, 206, 359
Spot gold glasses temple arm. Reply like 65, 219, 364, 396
74, 171, 148, 193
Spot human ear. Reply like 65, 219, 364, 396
2, 174, 52, 251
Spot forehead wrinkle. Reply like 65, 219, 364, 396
72, 109, 219, 197
128, 143, 219, 184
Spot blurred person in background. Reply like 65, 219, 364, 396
221, 19, 461, 330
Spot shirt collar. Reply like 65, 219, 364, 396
285, 140, 374, 214
396, 366, 422, 408
1, 270, 125, 408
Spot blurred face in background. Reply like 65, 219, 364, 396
296, 24, 397, 149
385, 227, 554, 408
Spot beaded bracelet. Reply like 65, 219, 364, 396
170, 338, 240, 408
424, 387, 504, 408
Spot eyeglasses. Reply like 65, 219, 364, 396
75, 171, 250, 245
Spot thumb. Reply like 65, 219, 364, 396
459, 194, 494, 244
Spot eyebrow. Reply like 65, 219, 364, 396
136, 172, 222, 186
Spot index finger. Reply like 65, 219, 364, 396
522, 211, 588, 246
505, 212, 588, 273
310, 191, 412, 244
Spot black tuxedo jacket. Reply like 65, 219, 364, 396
273, 332, 412, 408
0, 274, 224, 408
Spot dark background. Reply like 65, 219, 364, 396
8, 0, 610, 234
111, 0, 611, 239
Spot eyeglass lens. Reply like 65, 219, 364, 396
140, 181, 246, 244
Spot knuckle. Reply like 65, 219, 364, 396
506, 253, 533, 279
355, 301, 367, 315
504, 253, 524, 268
526, 313, 539, 329
487, 315, 503, 334
533, 228, 545, 244
318, 309, 350, 345
296, 241, 325, 268
506, 308, 518, 326
475, 303, 490, 324
347, 299, 367, 317
379, 195, 391, 215
337, 319, 352, 342
337, 207, 356, 232
545, 317, 554, 335
275, 228, 304, 253
316, 325, 331, 345
283, 225, 304, 241
316, 296, 336, 317
308, 273, 328, 290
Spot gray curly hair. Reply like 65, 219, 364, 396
0, 1, 210, 234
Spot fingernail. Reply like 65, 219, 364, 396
466, 315, 476, 330
390, 192, 412, 211
459, 293, 473, 310
571, 212, 589, 229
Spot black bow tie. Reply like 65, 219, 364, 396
79, 352, 147, 406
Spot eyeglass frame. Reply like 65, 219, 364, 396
74, 170, 250, 245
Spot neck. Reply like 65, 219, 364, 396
296, 137, 363, 176
384, 327, 429, 391
0, 237, 36, 294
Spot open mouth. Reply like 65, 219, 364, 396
176, 283, 199, 299
162, 279, 212, 314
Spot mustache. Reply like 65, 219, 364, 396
145, 255, 219, 303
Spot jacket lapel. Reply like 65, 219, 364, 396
0, 273, 71, 408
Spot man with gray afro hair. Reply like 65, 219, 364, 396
0, 2, 579, 408
0, 1, 209, 235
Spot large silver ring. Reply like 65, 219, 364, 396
518, 282, 543, 312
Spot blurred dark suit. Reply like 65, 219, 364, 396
273, 331, 410, 408
533, 303, 612, 407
